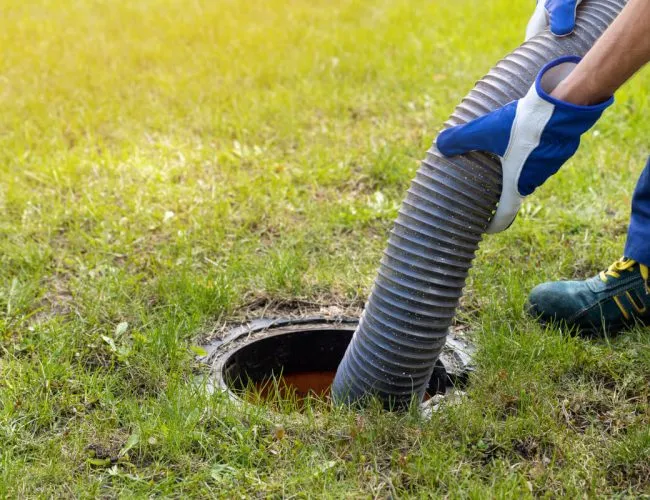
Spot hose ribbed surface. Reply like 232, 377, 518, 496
332, 0, 627, 408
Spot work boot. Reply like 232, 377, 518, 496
526, 258, 650, 334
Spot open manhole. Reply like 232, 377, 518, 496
204, 317, 475, 409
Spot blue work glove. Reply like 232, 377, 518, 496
436, 56, 613, 233
525, 0, 582, 40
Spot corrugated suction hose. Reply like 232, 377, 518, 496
332, 0, 628, 408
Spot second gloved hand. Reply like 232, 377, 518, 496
436, 56, 613, 234
526, 0, 582, 40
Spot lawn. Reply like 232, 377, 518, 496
1, 0, 649, 496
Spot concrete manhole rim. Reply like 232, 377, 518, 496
201, 316, 475, 414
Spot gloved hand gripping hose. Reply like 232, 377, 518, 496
332, 0, 628, 409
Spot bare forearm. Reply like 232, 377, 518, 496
551, 0, 650, 105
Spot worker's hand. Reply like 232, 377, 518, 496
525, 0, 582, 40
436, 56, 612, 234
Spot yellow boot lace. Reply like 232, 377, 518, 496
599, 257, 650, 294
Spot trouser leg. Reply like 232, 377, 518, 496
624, 156, 650, 266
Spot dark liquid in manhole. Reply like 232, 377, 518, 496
252, 371, 336, 401
249, 371, 434, 404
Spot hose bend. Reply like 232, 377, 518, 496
332, 0, 628, 408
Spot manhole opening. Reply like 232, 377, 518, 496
219, 325, 464, 406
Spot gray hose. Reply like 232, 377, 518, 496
332, 0, 628, 408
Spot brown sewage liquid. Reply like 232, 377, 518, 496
252, 371, 336, 401
250, 371, 433, 405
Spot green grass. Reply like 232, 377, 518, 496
1, 0, 649, 496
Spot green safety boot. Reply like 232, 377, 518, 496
526, 257, 650, 335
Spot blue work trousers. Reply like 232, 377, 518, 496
625, 156, 650, 266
